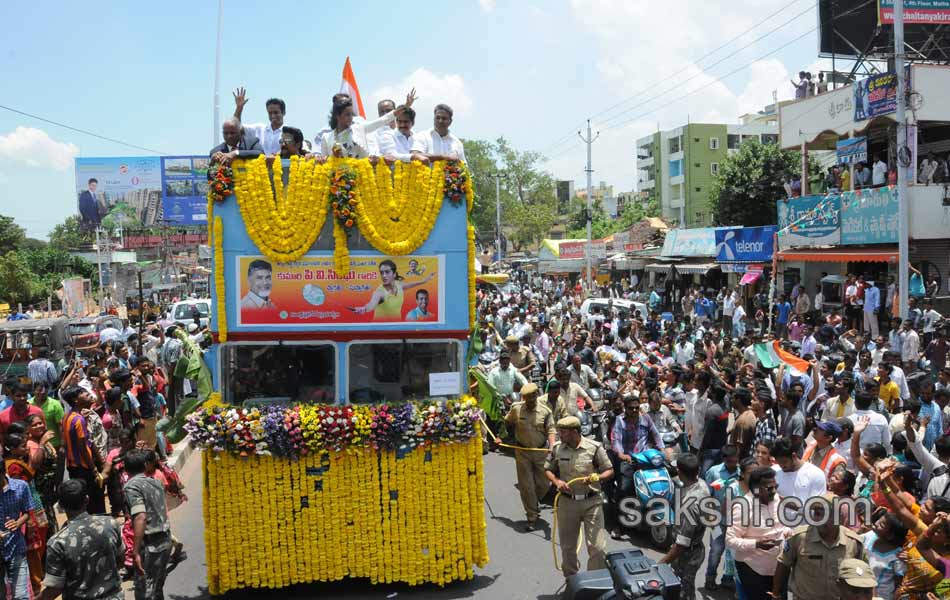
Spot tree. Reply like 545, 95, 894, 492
460, 139, 504, 237
0, 252, 36, 305
617, 195, 660, 230
49, 216, 95, 251
709, 140, 802, 227
0, 215, 26, 253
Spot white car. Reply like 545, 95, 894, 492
579, 298, 648, 322
169, 299, 212, 329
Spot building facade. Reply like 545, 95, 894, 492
637, 111, 779, 228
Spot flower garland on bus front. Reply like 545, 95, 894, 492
213, 216, 227, 342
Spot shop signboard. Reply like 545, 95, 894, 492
661, 227, 720, 257
879, 0, 950, 25
715, 226, 776, 263
853, 72, 897, 121
836, 137, 868, 165
776, 195, 841, 248
559, 240, 606, 260
839, 186, 899, 245
236, 254, 445, 327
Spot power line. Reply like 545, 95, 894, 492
591, 0, 812, 126
535, 0, 809, 156
596, 3, 816, 130
0, 103, 166, 155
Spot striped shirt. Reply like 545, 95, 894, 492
62, 411, 95, 470
27, 358, 58, 387
0, 478, 31, 562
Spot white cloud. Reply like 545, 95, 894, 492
0, 127, 78, 171
479, 0, 496, 12
371, 68, 474, 123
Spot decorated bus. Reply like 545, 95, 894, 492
186, 156, 487, 594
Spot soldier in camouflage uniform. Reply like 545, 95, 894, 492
40, 479, 123, 600
123, 449, 172, 600
658, 453, 712, 600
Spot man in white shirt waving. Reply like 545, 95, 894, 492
379, 107, 415, 164
233, 87, 285, 156
411, 104, 466, 164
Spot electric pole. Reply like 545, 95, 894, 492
896, 0, 909, 319
578, 120, 599, 293
212, 0, 224, 146
491, 172, 507, 265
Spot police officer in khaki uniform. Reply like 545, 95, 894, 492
505, 335, 536, 376
772, 496, 867, 600
836, 558, 882, 600
544, 416, 613, 578
504, 382, 556, 531
658, 453, 711, 600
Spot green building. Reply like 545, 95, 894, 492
636, 111, 778, 228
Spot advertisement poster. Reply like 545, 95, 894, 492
75, 157, 162, 229
840, 186, 899, 245
879, 0, 950, 25
236, 254, 444, 326
559, 241, 606, 260
853, 72, 897, 121
160, 156, 211, 225
776, 195, 841, 248
835, 137, 868, 165
715, 226, 775, 262
75, 155, 210, 229
661, 228, 720, 257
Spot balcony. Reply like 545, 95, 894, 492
670, 175, 684, 185
639, 179, 655, 190
637, 155, 655, 168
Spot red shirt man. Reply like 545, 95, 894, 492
0, 382, 44, 436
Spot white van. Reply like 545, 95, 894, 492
169, 298, 212, 329
579, 298, 648, 322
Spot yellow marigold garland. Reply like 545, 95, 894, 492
213, 216, 227, 342
233, 155, 329, 263
467, 221, 477, 328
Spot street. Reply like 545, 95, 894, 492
164, 448, 731, 600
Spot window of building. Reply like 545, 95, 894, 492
727, 134, 740, 150
709, 137, 720, 150
348, 340, 462, 403
693, 138, 700, 143
669, 159, 683, 178
222, 344, 336, 405
695, 212, 705, 225
669, 136, 681, 154
711, 163, 719, 175
695, 187, 702, 192
761, 134, 779, 145
694, 163, 701, 168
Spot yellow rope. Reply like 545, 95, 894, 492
478, 416, 551, 453
551, 474, 601, 572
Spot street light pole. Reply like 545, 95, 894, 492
579, 120, 600, 294
212, 0, 224, 147
491, 172, 507, 265
895, 0, 909, 320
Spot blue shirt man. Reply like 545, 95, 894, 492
649, 289, 661, 312
776, 301, 792, 325
694, 296, 712, 318
0, 472, 32, 598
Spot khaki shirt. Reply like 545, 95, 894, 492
778, 525, 867, 600
509, 346, 535, 370
544, 437, 611, 495
674, 480, 711, 548
554, 382, 586, 421
505, 401, 555, 449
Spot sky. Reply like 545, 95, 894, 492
0, 0, 848, 240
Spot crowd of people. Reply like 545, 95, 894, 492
0, 312, 200, 599
476, 268, 949, 599
209, 86, 466, 167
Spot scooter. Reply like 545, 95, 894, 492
605, 447, 677, 550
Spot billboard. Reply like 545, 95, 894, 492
776, 195, 841, 248
853, 72, 897, 121
660, 227, 721, 257
879, 0, 950, 25
715, 226, 776, 263
839, 186, 899, 245
75, 155, 209, 229
161, 156, 211, 225
236, 254, 445, 327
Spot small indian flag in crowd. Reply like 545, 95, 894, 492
754, 340, 810, 375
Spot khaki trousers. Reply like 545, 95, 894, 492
557, 494, 607, 577
515, 450, 550, 521
863, 310, 880, 338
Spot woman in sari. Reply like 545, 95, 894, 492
24, 414, 58, 535
314, 89, 416, 160
4, 431, 49, 594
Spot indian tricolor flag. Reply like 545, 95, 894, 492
340, 57, 366, 118
755, 340, 810, 375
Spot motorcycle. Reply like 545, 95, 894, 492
605, 448, 677, 551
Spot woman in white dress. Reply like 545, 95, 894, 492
313, 89, 416, 161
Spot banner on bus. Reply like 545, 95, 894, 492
236, 254, 445, 327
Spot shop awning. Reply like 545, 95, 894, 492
740, 271, 763, 285
777, 246, 898, 263
645, 261, 719, 275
